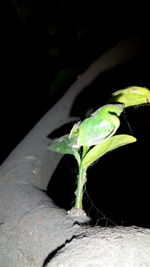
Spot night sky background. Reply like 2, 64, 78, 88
2, 1, 150, 228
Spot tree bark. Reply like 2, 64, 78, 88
0, 34, 150, 267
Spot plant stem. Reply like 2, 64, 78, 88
74, 152, 81, 167
74, 163, 87, 209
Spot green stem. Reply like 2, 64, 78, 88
74, 152, 81, 167
74, 163, 87, 209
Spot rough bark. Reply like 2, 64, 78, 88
0, 34, 150, 267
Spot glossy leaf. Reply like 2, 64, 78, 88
75, 104, 124, 147
82, 134, 136, 169
109, 86, 150, 107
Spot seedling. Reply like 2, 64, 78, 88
49, 86, 150, 218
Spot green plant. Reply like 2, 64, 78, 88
49, 86, 150, 217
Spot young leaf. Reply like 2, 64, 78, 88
76, 104, 124, 147
82, 134, 136, 170
48, 134, 78, 155
109, 86, 150, 107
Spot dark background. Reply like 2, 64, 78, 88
2, 1, 150, 227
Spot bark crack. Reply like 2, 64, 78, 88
42, 232, 87, 266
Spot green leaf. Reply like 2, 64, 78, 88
82, 134, 136, 169
48, 134, 78, 155
108, 86, 150, 107
68, 104, 124, 148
